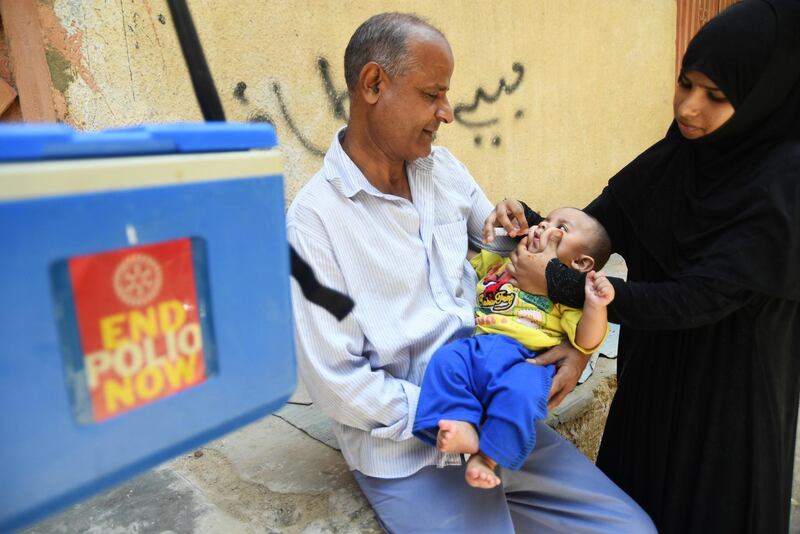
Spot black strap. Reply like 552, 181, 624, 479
290, 248, 353, 321
166, 0, 226, 121
167, 0, 354, 320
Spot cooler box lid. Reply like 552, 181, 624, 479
0, 122, 277, 162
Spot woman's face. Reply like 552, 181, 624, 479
673, 70, 735, 139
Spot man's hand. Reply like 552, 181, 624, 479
482, 198, 529, 244
527, 341, 591, 410
506, 230, 562, 295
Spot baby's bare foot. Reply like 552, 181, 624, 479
465, 453, 501, 489
437, 420, 479, 454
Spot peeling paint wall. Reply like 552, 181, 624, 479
0, 17, 23, 122
40, 0, 675, 210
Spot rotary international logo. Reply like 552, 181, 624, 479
112, 253, 163, 306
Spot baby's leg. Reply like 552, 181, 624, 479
437, 420, 479, 454
465, 452, 501, 489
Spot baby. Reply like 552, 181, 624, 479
413, 207, 614, 488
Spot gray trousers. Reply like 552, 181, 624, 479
353, 421, 655, 533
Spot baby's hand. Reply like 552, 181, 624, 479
585, 271, 615, 307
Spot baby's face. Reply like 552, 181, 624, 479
527, 207, 594, 266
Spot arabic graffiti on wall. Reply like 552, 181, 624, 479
233, 57, 526, 156
454, 61, 526, 148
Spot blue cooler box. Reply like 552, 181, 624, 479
0, 123, 295, 532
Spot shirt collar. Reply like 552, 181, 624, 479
324, 126, 435, 199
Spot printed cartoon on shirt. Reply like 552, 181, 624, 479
477, 263, 516, 312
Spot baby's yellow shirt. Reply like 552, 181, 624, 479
470, 250, 605, 354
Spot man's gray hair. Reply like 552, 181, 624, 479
344, 12, 446, 93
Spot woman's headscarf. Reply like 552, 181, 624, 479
603, 0, 800, 299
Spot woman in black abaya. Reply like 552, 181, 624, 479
483, 1, 800, 531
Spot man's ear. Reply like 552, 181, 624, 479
570, 255, 595, 273
358, 62, 383, 104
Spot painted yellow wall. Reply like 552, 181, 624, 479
42, 0, 675, 212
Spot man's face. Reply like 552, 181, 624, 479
371, 33, 454, 161
527, 207, 595, 267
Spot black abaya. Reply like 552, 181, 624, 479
589, 185, 800, 533
532, 1, 800, 531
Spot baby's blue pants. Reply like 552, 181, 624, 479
413, 334, 555, 469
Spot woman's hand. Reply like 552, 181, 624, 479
506, 230, 562, 295
527, 340, 592, 409
483, 198, 529, 244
